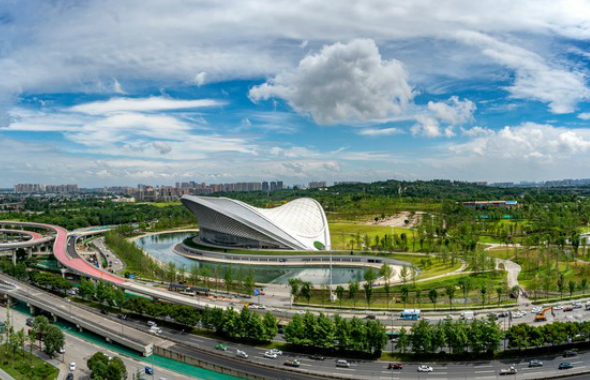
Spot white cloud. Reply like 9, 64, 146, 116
358, 127, 403, 136
151, 141, 172, 154
427, 96, 475, 125
461, 126, 493, 137
112, 79, 125, 94
249, 39, 413, 125
195, 72, 207, 86
456, 31, 589, 113
70, 96, 222, 115
450, 122, 590, 160
579, 113, 590, 120
411, 96, 475, 138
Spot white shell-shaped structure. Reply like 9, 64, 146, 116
181, 195, 331, 251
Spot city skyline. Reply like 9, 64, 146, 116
1, 1, 590, 187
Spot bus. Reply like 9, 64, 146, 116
400, 309, 421, 320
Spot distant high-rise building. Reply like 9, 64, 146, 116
262, 181, 269, 192
270, 181, 277, 191
309, 181, 327, 189
276, 181, 283, 190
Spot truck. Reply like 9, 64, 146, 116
460, 311, 474, 321
500, 366, 517, 375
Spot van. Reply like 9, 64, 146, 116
149, 326, 162, 334
336, 359, 350, 368
147, 321, 157, 327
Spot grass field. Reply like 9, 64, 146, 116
0, 344, 59, 380
330, 222, 417, 250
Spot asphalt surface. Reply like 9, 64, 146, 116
110, 309, 590, 380
0, 305, 194, 380
92, 236, 126, 274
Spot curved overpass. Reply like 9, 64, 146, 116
0, 221, 124, 284
0, 228, 52, 249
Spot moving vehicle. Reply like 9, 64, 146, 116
147, 321, 157, 327
26, 318, 34, 327
500, 366, 517, 375
563, 350, 578, 357
336, 359, 350, 368
529, 359, 543, 367
145, 367, 154, 375
284, 359, 301, 367
236, 350, 248, 358
69, 362, 76, 371
388, 363, 403, 370
559, 362, 574, 370
149, 326, 162, 334
215, 344, 228, 351
564, 307, 574, 312
268, 349, 283, 356
264, 351, 278, 359
309, 354, 325, 361
65, 374, 73, 380
461, 311, 474, 321
400, 309, 421, 320
58, 347, 66, 354
418, 365, 433, 372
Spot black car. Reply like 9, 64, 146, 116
100, 309, 108, 315
563, 350, 578, 357
529, 360, 543, 367
26, 318, 34, 327
66, 374, 74, 380
309, 354, 325, 361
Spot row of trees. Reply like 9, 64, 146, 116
398, 318, 503, 355
284, 312, 387, 355
506, 321, 590, 350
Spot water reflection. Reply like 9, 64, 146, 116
136, 232, 367, 285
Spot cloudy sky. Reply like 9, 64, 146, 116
2, 0, 590, 187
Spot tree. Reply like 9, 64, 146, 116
79, 278, 96, 300
445, 285, 456, 309
380, 263, 393, 308
397, 327, 409, 353
459, 278, 473, 305
349, 280, 359, 307
569, 280, 577, 297
480, 285, 487, 305
243, 273, 255, 295
400, 286, 410, 308
223, 267, 234, 293
108, 357, 127, 380
428, 289, 438, 309
113, 288, 126, 310
363, 282, 373, 308
288, 278, 301, 305
166, 261, 177, 283
262, 312, 278, 341
400, 265, 410, 283
300, 281, 312, 305
495, 286, 503, 305
364, 267, 377, 285
43, 325, 65, 356
335, 285, 345, 306
557, 273, 565, 299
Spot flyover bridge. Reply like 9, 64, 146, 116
0, 273, 168, 356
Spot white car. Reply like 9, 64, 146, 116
69, 362, 76, 371
268, 349, 283, 356
532, 307, 542, 313
147, 321, 157, 327
554, 305, 564, 310
418, 365, 433, 372
258, 305, 266, 310
236, 350, 248, 358
264, 351, 278, 359
58, 347, 65, 354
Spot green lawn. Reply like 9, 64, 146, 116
385, 253, 462, 280
0, 344, 59, 380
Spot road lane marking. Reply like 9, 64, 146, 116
475, 370, 494, 373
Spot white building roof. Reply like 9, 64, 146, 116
181, 195, 331, 250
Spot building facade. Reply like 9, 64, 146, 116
181, 195, 331, 251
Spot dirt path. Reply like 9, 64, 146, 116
364, 211, 425, 228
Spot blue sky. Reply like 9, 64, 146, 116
1, 1, 590, 187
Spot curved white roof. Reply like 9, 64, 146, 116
181, 195, 331, 250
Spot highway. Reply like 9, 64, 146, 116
0, 273, 167, 356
